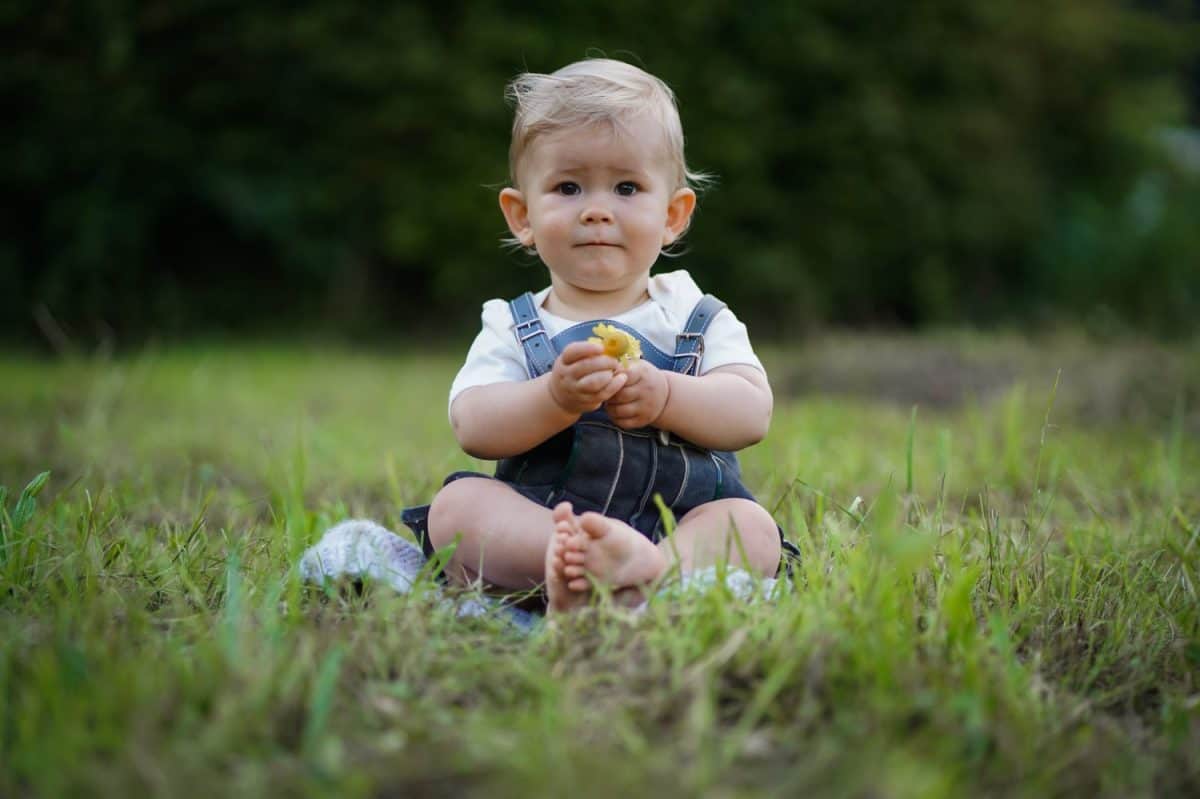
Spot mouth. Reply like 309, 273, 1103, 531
575, 242, 620, 248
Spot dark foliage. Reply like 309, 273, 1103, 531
1, 0, 1197, 344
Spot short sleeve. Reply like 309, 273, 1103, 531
697, 306, 765, 376
448, 299, 528, 416
646, 270, 765, 377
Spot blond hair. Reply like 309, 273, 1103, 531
505, 58, 709, 192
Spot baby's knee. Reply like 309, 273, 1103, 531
723, 499, 781, 572
427, 478, 487, 549
724, 498, 777, 538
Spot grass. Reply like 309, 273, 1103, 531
1, 337, 1198, 797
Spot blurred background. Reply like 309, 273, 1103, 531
2, 0, 1198, 349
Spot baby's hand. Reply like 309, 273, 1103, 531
605, 359, 669, 429
549, 341, 628, 415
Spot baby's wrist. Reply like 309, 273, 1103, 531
651, 371, 673, 427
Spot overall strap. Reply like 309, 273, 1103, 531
672, 294, 726, 375
508, 292, 557, 378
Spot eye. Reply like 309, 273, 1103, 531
615, 181, 639, 196
555, 182, 581, 196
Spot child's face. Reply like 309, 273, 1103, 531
499, 116, 695, 301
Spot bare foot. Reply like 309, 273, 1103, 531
544, 502, 590, 614
570, 512, 667, 595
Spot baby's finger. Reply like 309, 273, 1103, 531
576, 369, 616, 393
559, 341, 604, 365
608, 395, 645, 419
606, 405, 633, 425
577, 354, 622, 376
596, 372, 629, 403
606, 385, 640, 406
561, 356, 619, 384
609, 412, 646, 430
618, 362, 645, 386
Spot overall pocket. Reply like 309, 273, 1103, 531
557, 421, 654, 518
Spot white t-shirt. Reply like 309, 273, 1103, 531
448, 270, 764, 414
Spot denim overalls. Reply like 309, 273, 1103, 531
403, 291, 799, 573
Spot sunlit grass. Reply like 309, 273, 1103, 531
1, 341, 1197, 796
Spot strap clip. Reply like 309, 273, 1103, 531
515, 318, 544, 343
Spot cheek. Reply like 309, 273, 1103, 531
529, 208, 569, 238
540, 201, 576, 225
632, 215, 669, 243
632, 202, 670, 230
538, 217, 573, 243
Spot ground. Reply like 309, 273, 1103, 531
0, 332, 1197, 797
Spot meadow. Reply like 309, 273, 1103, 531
1, 336, 1197, 797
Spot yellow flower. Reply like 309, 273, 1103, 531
588, 323, 642, 364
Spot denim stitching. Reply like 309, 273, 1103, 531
600, 426, 624, 516
671, 443, 690, 508
630, 434, 659, 530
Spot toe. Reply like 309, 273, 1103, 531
551, 501, 574, 524
579, 512, 608, 540
567, 577, 590, 592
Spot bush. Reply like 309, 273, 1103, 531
1, 0, 1196, 343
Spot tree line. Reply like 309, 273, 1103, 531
2, 0, 1197, 345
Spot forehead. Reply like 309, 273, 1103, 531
517, 117, 673, 178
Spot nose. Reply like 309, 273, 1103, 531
579, 203, 613, 224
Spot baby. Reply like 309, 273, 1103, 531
401, 58, 793, 613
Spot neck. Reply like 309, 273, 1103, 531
543, 278, 650, 320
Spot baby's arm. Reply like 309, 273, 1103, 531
606, 361, 772, 451
451, 341, 627, 459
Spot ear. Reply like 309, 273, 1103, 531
662, 188, 697, 246
499, 188, 534, 247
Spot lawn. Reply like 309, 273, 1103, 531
1, 336, 1197, 797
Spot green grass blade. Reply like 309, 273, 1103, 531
906, 405, 917, 495
12, 471, 50, 531
302, 645, 345, 758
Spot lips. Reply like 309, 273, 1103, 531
576, 241, 620, 247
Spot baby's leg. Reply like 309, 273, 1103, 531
659, 498, 781, 577
554, 511, 668, 611
549, 499, 779, 611
426, 478, 553, 590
